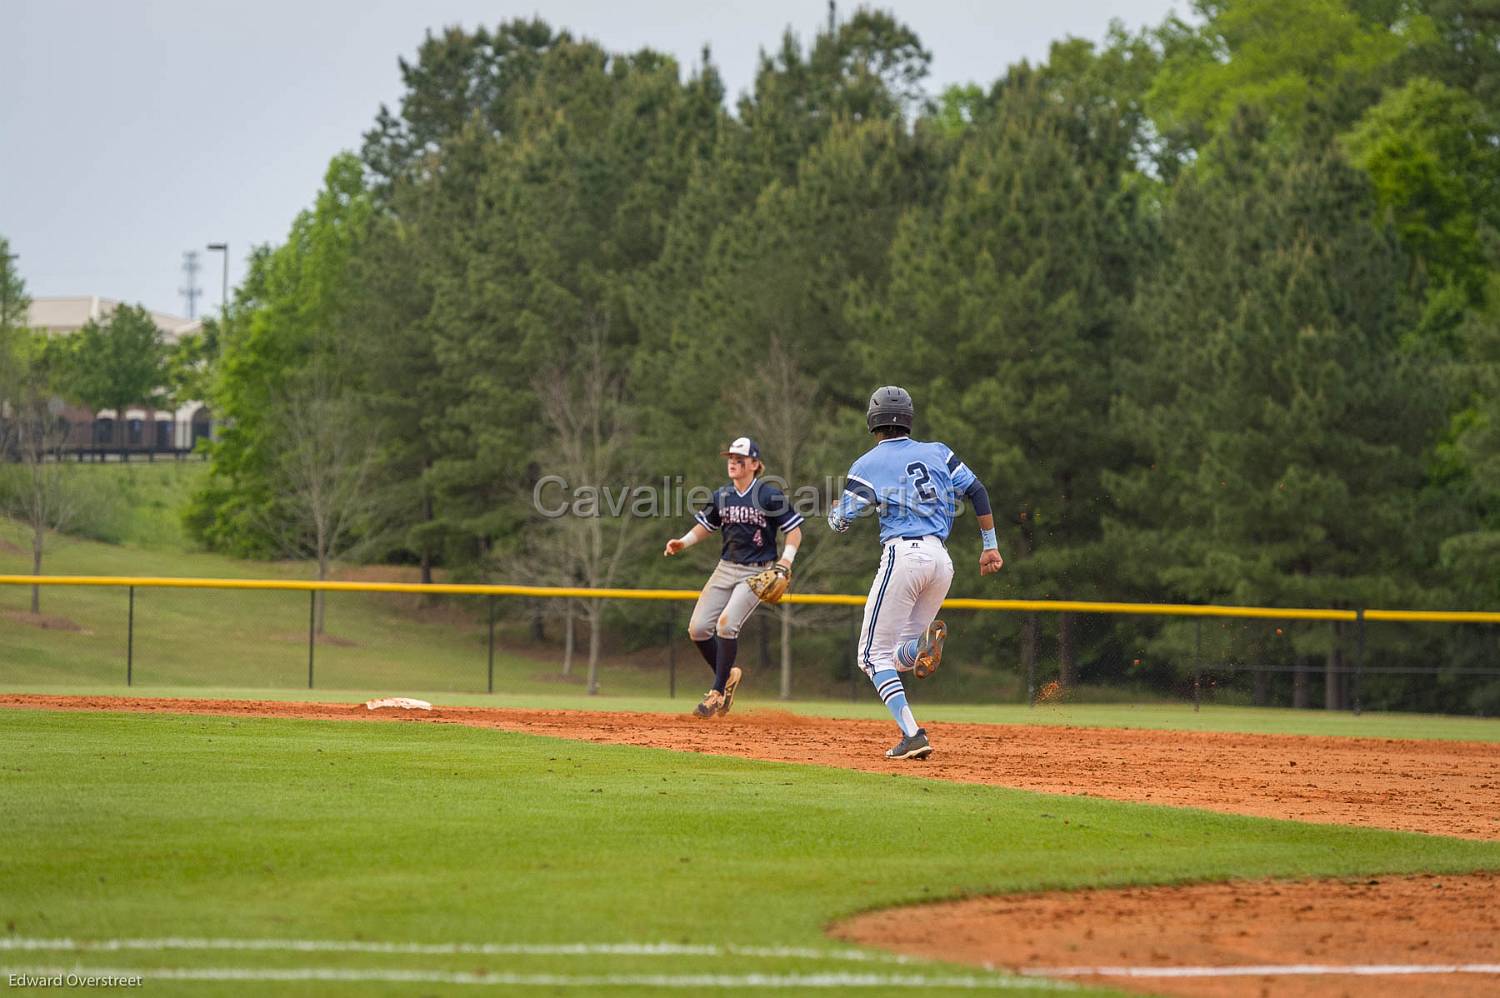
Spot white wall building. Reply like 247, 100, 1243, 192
26, 296, 211, 453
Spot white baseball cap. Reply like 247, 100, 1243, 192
720, 436, 761, 459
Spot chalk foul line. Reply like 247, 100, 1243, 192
0, 938, 905, 961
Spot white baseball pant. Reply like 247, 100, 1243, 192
856, 536, 953, 677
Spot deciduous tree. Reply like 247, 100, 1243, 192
61, 303, 167, 450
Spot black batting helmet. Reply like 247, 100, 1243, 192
866, 385, 915, 433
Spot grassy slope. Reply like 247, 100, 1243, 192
4, 710, 1498, 997
0, 463, 671, 696
78, 458, 208, 550
0, 539, 591, 694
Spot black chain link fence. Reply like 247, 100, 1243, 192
3, 580, 1497, 715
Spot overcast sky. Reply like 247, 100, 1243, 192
2, 0, 1185, 320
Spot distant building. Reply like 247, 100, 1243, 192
25, 297, 212, 457
28, 296, 202, 342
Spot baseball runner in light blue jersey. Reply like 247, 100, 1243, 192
828, 386, 1003, 760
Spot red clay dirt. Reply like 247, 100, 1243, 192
5, 694, 1499, 998
834, 874, 1500, 998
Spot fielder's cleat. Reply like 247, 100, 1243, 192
719, 667, 743, 716
885, 728, 933, 760
913, 620, 947, 679
693, 689, 725, 718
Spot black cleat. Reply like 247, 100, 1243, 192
885, 728, 933, 760
719, 667, 742, 715
693, 689, 725, 718
913, 620, 946, 679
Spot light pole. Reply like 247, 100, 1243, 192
201, 242, 230, 453
205, 242, 229, 320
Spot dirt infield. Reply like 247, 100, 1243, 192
6, 694, 1499, 997
835, 874, 1500, 998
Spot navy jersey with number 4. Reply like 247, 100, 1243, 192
695, 479, 804, 565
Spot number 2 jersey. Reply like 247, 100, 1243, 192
695, 478, 805, 565
834, 437, 977, 544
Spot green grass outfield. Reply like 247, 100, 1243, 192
3, 709, 1499, 997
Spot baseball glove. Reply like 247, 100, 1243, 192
746, 564, 792, 604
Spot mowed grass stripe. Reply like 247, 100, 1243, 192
4, 710, 1498, 994
8, 685, 1500, 742
0, 939, 914, 962
0, 966, 1075, 990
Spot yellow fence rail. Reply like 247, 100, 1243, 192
1, 574, 1497, 624
3, 574, 1496, 708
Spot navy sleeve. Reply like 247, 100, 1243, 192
843, 473, 878, 507
946, 447, 977, 492
763, 484, 804, 534
964, 478, 992, 517
694, 493, 722, 532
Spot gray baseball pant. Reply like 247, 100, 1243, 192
688, 560, 769, 640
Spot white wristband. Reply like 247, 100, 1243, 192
780, 543, 798, 564
677, 531, 700, 549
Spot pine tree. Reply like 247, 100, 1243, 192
361, 19, 561, 191
861, 76, 1138, 685
1110, 112, 1446, 707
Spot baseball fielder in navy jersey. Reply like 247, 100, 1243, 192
664, 436, 805, 718
828, 387, 1003, 759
